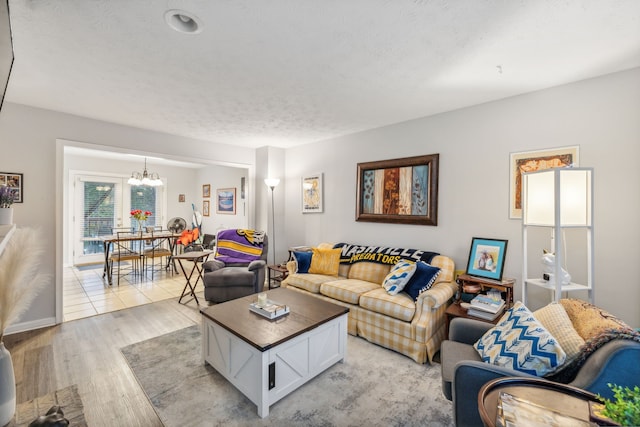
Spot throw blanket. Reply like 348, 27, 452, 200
215, 229, 265, 264
334, 243, 438, 266
546, 327, 640, 384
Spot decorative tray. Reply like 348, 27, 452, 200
249, 299, 290, 320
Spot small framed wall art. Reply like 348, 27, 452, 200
203, 200, 210, 216
178, 194, 185, 203
202, 184, 211, 198
0, 172, 22, 203
465, 237, 508, 281
216, 188, 236, 215
302, 173, 323, 213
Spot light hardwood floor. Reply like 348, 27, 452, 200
5, 294, 207, 425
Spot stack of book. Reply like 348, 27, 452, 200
468, 294, 505, 321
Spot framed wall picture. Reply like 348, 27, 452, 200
302, 173, 323, 213
0, 172, 23, 203
356, 154, 438, 225
509, 146, 579, 219
202, 184, 211, 198
216, 188, 236, 214
203, 200, 210, 216
178, 194, 185, 203
465, 237, 508, 281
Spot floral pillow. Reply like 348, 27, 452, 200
382, 259, 416, 295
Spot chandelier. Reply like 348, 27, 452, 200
127, 158, 163, 186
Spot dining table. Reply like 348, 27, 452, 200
100, 230, 181, 285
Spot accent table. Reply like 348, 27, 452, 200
200, 288, 349, 418
266, 264, 288, 289
478, 377, 602, 427
173, 249, 214, 305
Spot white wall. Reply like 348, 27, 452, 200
0, 103, 256, 333
196, 165, 249, 234
283, 68, 640, 327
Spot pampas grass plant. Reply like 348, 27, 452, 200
0, 227, 50, 342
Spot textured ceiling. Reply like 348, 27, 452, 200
5, 0, 640, 149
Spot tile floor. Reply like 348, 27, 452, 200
63, 262, 205, 322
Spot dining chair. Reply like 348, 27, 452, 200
143, 228, 174, 279
109, 229, 142, 285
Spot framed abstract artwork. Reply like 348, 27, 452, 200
202, 184, 211, 198
216, 188, 236, 215
509, 146, 579, 219
465, 237, 508, 281
202, 200, 210, 216
356, 154, 438, 225
302, 173, 323, 213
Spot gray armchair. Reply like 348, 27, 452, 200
202, 234, 268, 303
441, 317, 640, 427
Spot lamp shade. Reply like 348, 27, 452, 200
264, 178, 280, 189
522, 167, 592, 227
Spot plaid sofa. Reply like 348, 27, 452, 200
281, 243, 456, 364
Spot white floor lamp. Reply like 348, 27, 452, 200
264, 178, 280, 265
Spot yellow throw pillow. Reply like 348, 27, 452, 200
308, 247, 341, 276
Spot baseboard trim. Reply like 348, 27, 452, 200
4, 317, 57, 336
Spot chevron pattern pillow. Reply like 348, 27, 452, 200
474, 301, 567, 376
383, 259, 417, 295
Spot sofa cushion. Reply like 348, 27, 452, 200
474, 301, 567, 376
403, 261, 441, 301
347, 261, 390, 284
430, 255, 455, 284
285, 273, 335, 294
293, 251, 313, 273
308, 247, 341, 276
382, 260, 416, 295
320, 279, 380, 304
534, 302, 585, 365
359, 287, 415, 322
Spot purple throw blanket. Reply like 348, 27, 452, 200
215, 229, 265, 264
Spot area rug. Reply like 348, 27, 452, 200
10, 384, 86, 426
121, 325, 454, 426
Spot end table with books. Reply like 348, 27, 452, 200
445, 274, 515, 339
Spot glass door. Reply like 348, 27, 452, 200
72, 173, 167, 265
73, 175, 128, 265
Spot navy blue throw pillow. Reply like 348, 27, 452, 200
293, 251, 313, 273
403, 261, 441, 301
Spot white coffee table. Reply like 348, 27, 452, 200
200, 288, 349, 418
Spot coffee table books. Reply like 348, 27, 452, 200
249, 299, 290, 319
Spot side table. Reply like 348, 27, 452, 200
267, 264, 288, 289
478, 376, 602, 427
456, 273, 515, 307
445, 302, 503, 339
173, 249, 215, 305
